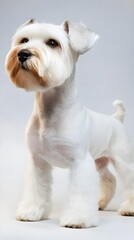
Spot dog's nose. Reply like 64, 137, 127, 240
18, 50, 32, 64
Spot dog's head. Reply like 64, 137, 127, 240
5, 19, 99, 91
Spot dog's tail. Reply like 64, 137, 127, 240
112, 100, 125, 123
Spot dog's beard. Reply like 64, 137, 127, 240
5, 47, 50, 91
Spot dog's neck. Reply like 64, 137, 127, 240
35, 69, 78, 130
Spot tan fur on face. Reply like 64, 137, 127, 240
6, 47, 49, 91
27, 48, 49, 88
6, 47, 26, 88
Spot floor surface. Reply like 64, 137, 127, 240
1, 211, 134, 240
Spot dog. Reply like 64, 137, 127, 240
5, 19, 134, 228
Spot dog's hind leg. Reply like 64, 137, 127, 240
110, 136, 134, 216
96, 157, 116, 210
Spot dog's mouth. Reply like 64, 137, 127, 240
20, 62, 28, 70
6, 46, 50, 91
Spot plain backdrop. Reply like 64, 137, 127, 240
0, 0, 134, 239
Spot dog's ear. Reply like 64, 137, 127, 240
25, 18, 38, 25
63, 20, 99, 54
18, 18, 38, 29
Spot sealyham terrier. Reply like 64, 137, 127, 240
5, 19, 134, 228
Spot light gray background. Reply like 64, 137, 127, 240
0, 0, 134, 238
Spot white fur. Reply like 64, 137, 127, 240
6, 20, 134, 228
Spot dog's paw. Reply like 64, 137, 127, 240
98, 198, 108, 210
16, 202, 50, 221
118, 200, 134, 216
60, 210, 98, 228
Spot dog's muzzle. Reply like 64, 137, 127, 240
18, 49, 32, 66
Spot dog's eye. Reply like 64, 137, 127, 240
20, 38, 29, 44
46, 39, 59, 48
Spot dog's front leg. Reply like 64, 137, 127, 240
16, 156, 52, 221
60, 153, 99, 228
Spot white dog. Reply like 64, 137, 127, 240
5, 19, 134, 228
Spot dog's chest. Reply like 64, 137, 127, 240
39, 129, 75, 168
